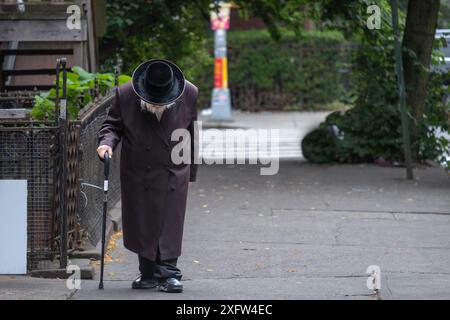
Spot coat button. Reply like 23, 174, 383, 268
146, 147, 150, 151
146, 166, 151, 171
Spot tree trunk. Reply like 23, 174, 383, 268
402, 0, 440, 161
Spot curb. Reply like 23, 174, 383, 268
30, 266, 95, 280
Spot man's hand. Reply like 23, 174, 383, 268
97, 145, 113, 159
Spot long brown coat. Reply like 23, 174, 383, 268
98, 80, 198, 261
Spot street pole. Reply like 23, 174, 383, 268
211, 1, 232, 121
390, 0, 414, 180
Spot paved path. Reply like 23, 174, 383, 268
69, 162, 450, 300
200, 110, 331, 129
1, 110, 449, 300
199, 111, 330, 161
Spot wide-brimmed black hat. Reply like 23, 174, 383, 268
132, 59, 185, 105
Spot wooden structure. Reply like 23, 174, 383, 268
0, 0, 106, 91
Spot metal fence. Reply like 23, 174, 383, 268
0, 93, 121, 270
0, 120, 60, 269
0, 73, 123, 272
76, 94, 121, 246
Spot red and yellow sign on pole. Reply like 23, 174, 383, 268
214, 57, 228, 88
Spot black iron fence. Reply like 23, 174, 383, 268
0, 120, 60, 269
76, 95, 121, 246
0, 60, 121, 271
0, 94, 120, 271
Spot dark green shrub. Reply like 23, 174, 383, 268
227, 30, 351, 111
301, 26, 449, 168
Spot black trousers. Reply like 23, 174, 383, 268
138, 252, 182, 281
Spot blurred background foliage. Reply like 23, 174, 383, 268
301, 0, 449, 167
226, 30, 351, 111
438, 0, 450, 28
100, 1, 351, 111
97, 0, 449, 167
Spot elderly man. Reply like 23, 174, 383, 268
97, 59, 198, 293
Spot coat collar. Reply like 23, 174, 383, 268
140, 96, 184, 147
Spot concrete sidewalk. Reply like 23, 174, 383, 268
199, 110, 331, 161
78, 163, 450, 300
200, 110, 331, 129
3, 161, 448, 300
1, 110, 449, 300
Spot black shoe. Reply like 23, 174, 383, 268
158, 278, 183, 293
132, 275, 158, 289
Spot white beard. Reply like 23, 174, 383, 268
140, 100, 175, 114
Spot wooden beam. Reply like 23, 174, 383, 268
85, 0, 97, 72
0, 108, 30, 120
0, 49, 74, 56
0, 3, 87, 18
2, 68, 72, 76
5, 85, 54, 91
0, 20, 87, 42
0, 13, 69, 19
0, 53, 4, 92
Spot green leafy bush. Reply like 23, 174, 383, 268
421, 71, 450, 168
31, 67, 131, 120
301, 1, 450, 168
303, 105, 403, 164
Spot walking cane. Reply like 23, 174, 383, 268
99, 151, 110, 290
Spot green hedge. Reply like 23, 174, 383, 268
104, 29, 351, 111
194, 29, 351, 111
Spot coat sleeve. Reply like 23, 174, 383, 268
189, 86, 199, 182
98, 86, 124, 152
